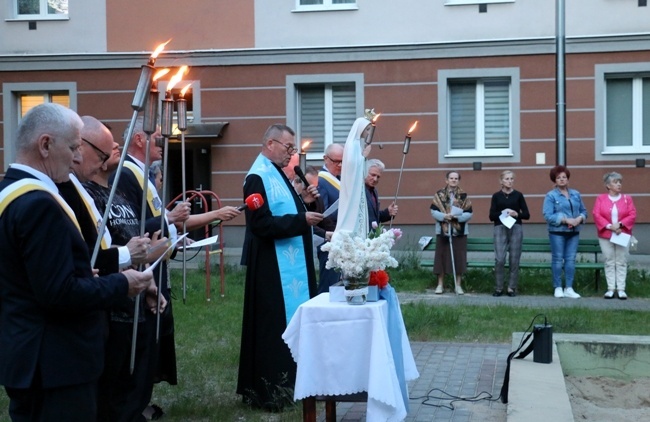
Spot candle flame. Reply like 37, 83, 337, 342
372, 113, 381, 124
301, 140, 312, 152
180, 83, 192, 97
166, 66, 188, 92
407, 121, 418, 135
151, 39, 171, 60
154, 69, 170, 80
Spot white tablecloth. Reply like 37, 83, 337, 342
282, 293, 419, 422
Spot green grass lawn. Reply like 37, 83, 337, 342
1, 263, 649, 421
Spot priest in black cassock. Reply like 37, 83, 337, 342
237, 124, 323, 411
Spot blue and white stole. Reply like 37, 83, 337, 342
247, 154, 310, 325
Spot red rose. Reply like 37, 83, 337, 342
369, 270, 389, 289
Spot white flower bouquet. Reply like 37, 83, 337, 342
322, 224, 402, 281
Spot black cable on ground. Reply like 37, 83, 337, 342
410, 313, 548, 409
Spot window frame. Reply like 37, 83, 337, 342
286, 73, 364, 159
13, 0, 69, 21
595, 62, 650, 160
293, 0, 358, 13
2, 82, 77, 171
438, 67, 520, 164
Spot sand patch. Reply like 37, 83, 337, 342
565, 376, 650, 421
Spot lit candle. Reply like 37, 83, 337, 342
299, 139, 311, 171
160, 66, 187, 137
362, 109, 380, 146
143, 69, 169, 135
131, 40, 171, 112
177, 83, 192, 132
402, 121, 418, 154
147, 39, 171, 66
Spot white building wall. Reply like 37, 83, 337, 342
0, 1, 107, 54
255, 0, 649, 48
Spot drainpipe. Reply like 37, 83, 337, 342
556, 0, 566, 165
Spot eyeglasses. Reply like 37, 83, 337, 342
81, 138, 110, 164
271, 139, 297, 155
325, 156, 343, 165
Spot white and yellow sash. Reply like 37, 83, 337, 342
123, 161, 162, 217
318, 170, 340, 191
0, 179, 82, 234
70, 174, 111, 249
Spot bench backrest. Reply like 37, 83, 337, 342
423, 236, 601, 255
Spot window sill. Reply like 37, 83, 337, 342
6, 16, 69, 22
445, 0, 514, 6
445, 151, 513, 158
601, 150, 650, 155
292, 5, 358, 13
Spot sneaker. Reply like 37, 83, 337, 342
507, 289, 516, 297
554, 287, 564, 298
603, 290, 615, 299
455, 285, 464, 295
564, 287, 581, 299
434, 285, 443, 294
617, 290, 628, 300
492, 290, 503, 297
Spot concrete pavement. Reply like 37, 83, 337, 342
320, 292, 650, 421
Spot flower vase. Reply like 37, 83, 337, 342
343, 274, 369, 305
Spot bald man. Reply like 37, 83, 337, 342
316, 142, 344, 293
57, 116, 150, 275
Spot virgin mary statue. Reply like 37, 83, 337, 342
333, 115, 374, 241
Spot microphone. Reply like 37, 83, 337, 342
294, 166, 310, 187
238, 193, 264, 211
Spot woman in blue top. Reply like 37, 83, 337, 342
542, 165, 588, 299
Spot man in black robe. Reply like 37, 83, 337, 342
236, 124, 323, 411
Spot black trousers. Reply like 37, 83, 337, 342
6, 379, 97, 422
97, 319, 153, 422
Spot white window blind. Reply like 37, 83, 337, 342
449, 79, 510, 153
298, 84, 356, 152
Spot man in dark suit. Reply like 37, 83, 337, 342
316, 143, 344, 293
57, 115, 151, 275
114, 116, 241, 419
0, 103, 154, 421
56, 115, 168, 422
365, 159, 398, 230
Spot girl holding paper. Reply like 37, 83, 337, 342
592, 172, 637, 300
488, 170, 530, 297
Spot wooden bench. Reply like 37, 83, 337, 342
420, 236, 603, 290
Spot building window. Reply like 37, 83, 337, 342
595, 63, 650, 160
298, 84, 356, 153
604, 76, 650, 153
2, 82, 77, 170
438, 68, 520, 164
19, 92, 70, 117
448, 79, 511, 155
295, 0, 357, 12
15, 0, 68, 18
286, 74, 364, 158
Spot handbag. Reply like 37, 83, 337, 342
630, 235, 639, 251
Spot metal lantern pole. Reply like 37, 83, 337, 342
390, 121, 417, 229
177, 86, 189, 303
